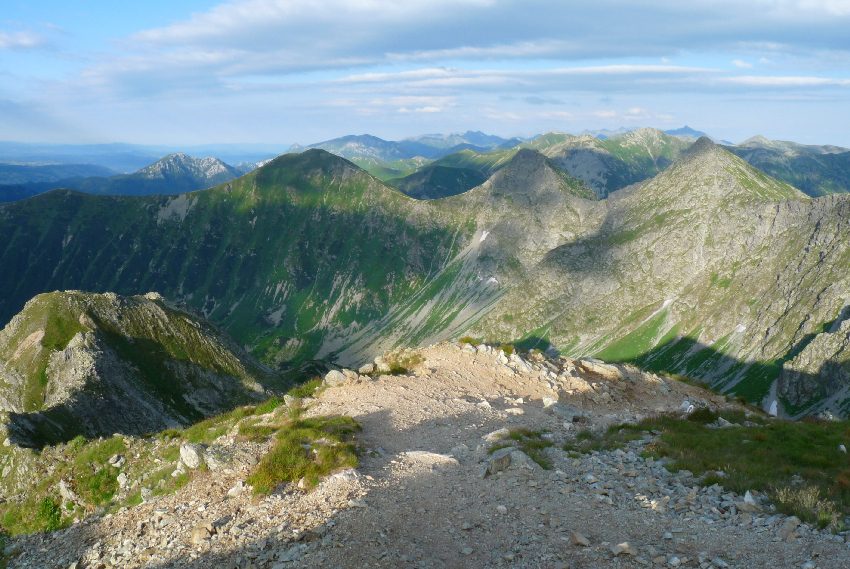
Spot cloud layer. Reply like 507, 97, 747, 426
1, 0, 849, 145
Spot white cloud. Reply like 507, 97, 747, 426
0, 29, 50, 51
719, 75, 850, 86
732, 59, 753, 68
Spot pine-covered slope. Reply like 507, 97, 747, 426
0, 291, 281, 447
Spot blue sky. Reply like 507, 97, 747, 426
2, 0, 850, 147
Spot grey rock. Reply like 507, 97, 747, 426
482, 446, 515, 476
180, 443, 206, 469
323, 370, 347, 387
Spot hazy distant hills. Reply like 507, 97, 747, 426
3, 142, 850, 418
0, 141, 282, 173
0, 162, 115, 185
308, 128, 850, 200
287, 131, 524, 162
0, 153, 246, 201
4, 128, 850, 205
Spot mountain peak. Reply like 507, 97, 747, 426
681, 135, 719, 158
487, 149, 597, 201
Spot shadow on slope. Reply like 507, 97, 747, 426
602, 316, 850, 418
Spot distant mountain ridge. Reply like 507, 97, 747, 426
0, 153, 245, 201
726, 136, 850, 196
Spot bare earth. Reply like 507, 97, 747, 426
8, 342, 850, 569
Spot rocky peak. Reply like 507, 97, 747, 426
486, 149, 596, 202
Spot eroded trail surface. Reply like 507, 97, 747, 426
8, 343, 850, 569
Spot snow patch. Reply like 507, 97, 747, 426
734, 324, 747, 333
486, 277, 499, 285
480, 230, 490, 243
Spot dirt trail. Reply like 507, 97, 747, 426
7, 342, 849, 569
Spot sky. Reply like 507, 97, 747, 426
1, 0, 850, 147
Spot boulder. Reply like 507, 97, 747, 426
358, 363, 375, 374
191, 521, 217, 544
544, 402, 584, 422
481, 446, 516, 477
323, 370, 347, 387
180, 443, 206, 469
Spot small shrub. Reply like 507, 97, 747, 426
497, 428, 554, 470
773, 485, 839, 529
254, 397, 283, 415
159, 429, 182, 441
458, 336, 480, 347
37, 498, 62, 532
68, 435, 87, 454
247, 415, 361, 495
687, 408, 718, 424
575, 429, 594, 442
500, 344, 515, 357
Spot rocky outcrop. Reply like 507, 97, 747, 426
0, 291, 283, 446
778, 318, 850, 417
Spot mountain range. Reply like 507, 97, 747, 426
0, 153, 252, 201
1, 137, 850, 420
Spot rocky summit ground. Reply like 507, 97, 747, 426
6, 342, 850, 569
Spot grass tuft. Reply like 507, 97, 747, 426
566, 412, 850, 528
247, 415, 361, 495
489, 428, 554, 470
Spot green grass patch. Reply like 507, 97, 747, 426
458, 336, 481, 346
247, 415, 361, 495
490, 428, 554, 470
36, 498, 62, 532
570, 413, 850, 529
287, 377, 324, 398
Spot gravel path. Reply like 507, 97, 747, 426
7, 343, 849, 568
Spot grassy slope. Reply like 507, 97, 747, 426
0, 150, 478, 370
473, 141, 845, 408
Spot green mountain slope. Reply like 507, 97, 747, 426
348, 156, 432, 181
0, 291, 281, 447
0, 150, 488, 371
472, 138, 850, 417
726, 136, 850, 197
3, 142, 850, 418
540, 128, 694, 198
390, 165, 489, 200
430, 148, 519, 176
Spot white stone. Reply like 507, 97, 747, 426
180, 443, 206, 469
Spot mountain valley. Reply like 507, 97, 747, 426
0, 134, 849, 420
